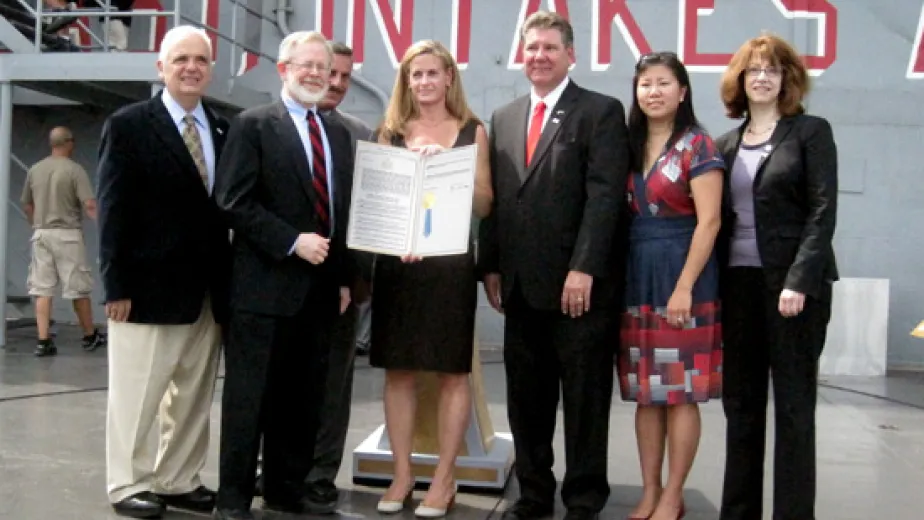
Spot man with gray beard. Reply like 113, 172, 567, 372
212, 30, 356, 520
304, 41, 375, 507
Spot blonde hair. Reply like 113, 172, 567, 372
379, 40, 479, 142
277, 30, 332, 67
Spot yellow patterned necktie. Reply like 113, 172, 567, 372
182, 114, 208, 188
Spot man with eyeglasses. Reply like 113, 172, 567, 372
302, 40, 375, 508
213, 30, 356, 520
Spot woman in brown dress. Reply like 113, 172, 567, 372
370, 40, 493, 518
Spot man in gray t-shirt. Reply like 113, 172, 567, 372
21, 126, 107, 356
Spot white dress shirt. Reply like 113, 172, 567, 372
160, 89, 216, 194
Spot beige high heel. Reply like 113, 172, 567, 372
414, 483, 457, 518
376, 487, 413, 514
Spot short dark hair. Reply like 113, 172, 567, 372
720, 34, 810, 119
520, 11, 573, 48
330, 41, 353, 57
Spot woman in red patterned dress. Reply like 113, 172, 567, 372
617, 52, 725, 520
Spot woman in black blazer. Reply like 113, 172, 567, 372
713, 34, 838, 520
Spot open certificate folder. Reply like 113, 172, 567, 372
346, 140, 477, 257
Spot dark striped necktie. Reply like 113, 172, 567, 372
307, 111, 330, 236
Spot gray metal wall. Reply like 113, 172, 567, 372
8, 0, 924, 367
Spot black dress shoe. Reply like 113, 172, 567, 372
212, 507, 255, 520
264, 493, 337, 515
563, 508, 599, 520
157, 485, 217, 513
501, 499, 555, 519
111, 491, 166, 519
306, 479, 339, 509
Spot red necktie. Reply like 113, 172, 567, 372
525, 101, 546, 165
307, 112, 330, 236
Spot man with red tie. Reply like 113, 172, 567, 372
478, 11, 630, 520
212, 30, 355, 520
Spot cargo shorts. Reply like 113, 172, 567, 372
27, 228, 93, 299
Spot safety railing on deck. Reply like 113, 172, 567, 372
5, 0, 278, 76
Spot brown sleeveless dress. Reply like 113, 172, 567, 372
369, 119, 479, 374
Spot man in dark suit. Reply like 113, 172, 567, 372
97, 25, 229, 519
212, 30, 355, 520
303, 40, 374, 506
478, 11, 629, 520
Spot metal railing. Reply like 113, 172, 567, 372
8, 0, 278, 75
16, 0, 180, 53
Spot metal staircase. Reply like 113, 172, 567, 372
0, 0, 280, 346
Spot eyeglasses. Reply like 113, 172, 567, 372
286, 60, 328, 73
745, 66, 781, 78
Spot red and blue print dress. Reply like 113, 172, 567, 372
617, 126, 724, 405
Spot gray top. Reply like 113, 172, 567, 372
728, 141, 769, 267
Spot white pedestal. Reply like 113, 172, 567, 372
352, 426, 514, 490
819, 277, 890, 376
351, 343, 514, 490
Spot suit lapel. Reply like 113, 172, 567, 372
754, 116, 796, 186
720, 123, 746, 215
148, 95, 201, 180
509, 96, 530, 183
522, 81, 579, 184
317, 110, 342, 235
203, 102, 227, 161
272, 101, 318, 208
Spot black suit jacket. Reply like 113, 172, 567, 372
714, 114, 839, 300
478, 80, 630, 311
324, 108, 375, 292
96, 93, 231, 324
214, 101, 354, 317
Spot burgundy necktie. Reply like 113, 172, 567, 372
307, 112, 330, 236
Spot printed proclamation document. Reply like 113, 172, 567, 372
347, 140, 476, 257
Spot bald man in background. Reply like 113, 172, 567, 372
21, 126, 107, 356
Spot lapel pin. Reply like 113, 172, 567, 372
217, 128, 224, 135
551, 118, 560, 124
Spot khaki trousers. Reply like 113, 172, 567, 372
105, 297, 221, 503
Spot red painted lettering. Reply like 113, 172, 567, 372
126, 0, 220, 59
773, 0, 837, 74
678, 0, 728, 71
451, 0, 473, 69
202, 0, 220, 59
318, 0, 337, 39
507, 0, 571, 68
681, 0, 837, 74
313, 0, 365, 66
907, 4, 924, 78
237, 52, 260, 76
368, 0, 415, 67
591, 0, 652, 71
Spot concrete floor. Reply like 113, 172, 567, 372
1, 325, 923, 519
